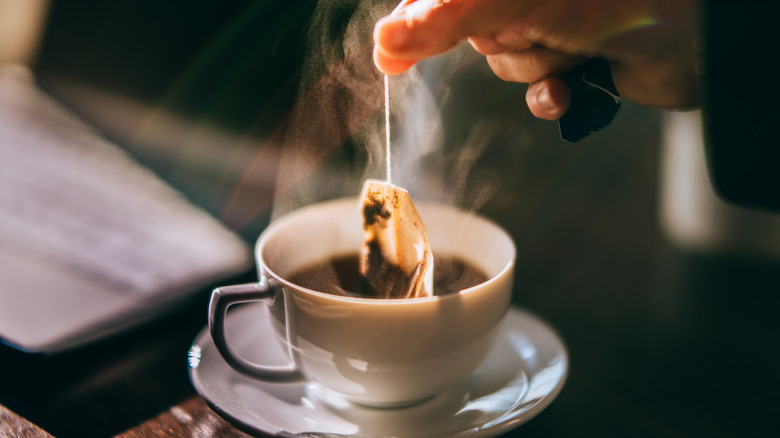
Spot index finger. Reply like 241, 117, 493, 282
373, 0, 476, 62
374, 0, 543, 74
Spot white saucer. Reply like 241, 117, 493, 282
189, 304, 567, 437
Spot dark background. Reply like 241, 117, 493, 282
37, 0, 314, 132
2, 0, 779, 437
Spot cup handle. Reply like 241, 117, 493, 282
208, 280, 303, 382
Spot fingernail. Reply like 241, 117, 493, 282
537, 86, 556, 112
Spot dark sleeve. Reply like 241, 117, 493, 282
700, 2, 780, 211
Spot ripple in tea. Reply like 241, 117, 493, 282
288, 253, 488, 298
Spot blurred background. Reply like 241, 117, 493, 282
9, 0, 318, 240
11, 0, 778, 257
3, 0, 780, 436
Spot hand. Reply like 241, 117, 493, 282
373, 0, 700, 120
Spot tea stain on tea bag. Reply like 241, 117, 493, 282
359, 179, 433, 299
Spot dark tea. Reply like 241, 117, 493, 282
288, 253, 488, 298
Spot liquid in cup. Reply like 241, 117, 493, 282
209, 198, 515, 407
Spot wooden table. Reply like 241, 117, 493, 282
2, 99, 780, 437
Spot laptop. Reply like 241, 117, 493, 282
0, 65, 253, 353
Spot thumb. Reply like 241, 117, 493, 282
374, 0, 514, 73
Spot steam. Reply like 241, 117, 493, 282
271, 0, 499, 220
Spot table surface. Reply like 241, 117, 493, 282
2, 84, 780, 438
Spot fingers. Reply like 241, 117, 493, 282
372, 0, 576, 123
373, 45, 417, 75
468, 34, 534, 55
525, 77, 571, 120
374, 0, 534, 75
373, 1, 471, 75
495, 47, 580, 120
486, 46, 586, 83
486, 46, 580, 120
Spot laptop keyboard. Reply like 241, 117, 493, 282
0, 65, 252, 300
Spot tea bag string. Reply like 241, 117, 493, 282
384, 74, 392, 184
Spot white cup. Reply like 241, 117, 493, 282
209, 197, 515, 407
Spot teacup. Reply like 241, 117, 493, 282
209, 197, 515, 407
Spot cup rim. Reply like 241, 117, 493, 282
255, 197, 516, 305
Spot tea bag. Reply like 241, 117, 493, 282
359, 179, 433, 298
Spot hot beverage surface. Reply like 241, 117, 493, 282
288, 253, 487, 298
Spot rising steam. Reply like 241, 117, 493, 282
271, 0, 502, 220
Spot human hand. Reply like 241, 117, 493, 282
373, 0, 699, 120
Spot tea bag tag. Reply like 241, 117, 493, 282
359, 179, 433, 298
558, 58, 621, 143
